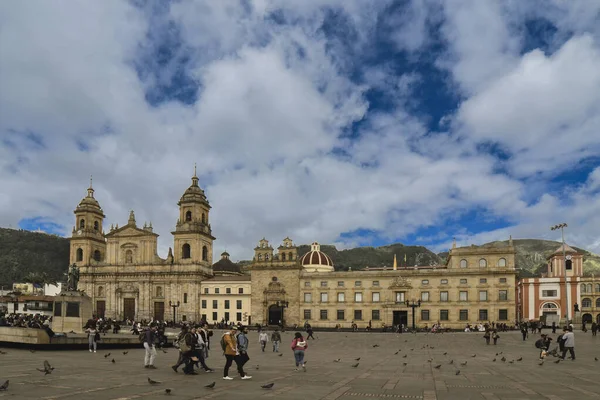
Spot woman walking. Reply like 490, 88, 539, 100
291, 332, 308, 371
86, 324, 99, 353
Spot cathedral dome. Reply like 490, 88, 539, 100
178, 170, 209, 206
212, 251, 242, 275
300, 242, 334, 272
75, 182, 104, 216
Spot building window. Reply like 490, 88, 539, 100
422, 279, 429, 285
581, 283, 588, 293
460, 279, 467, 284
421, 309, 430, 321
542, 290, 557, 297
499, 278, 507, 283
202, 213, 206, 224
212, 300, 218, 309
479, 278, 487, 284
566, 260, 572, 270
182, 244, 191, 259
93, 250, 102, 262
54, 302, 62, 317
395, 292, 405, 303
459, 309, 469, 321
582, 298, 592, 308
337, 310, 345, 320
372, 292, 380, 302
236, 312, 242, 321
320, 310, 328, 320
355, 281, 362, 287
337, 281, 344, 287
320, 281, 327, 287
479, 258, 487, 268
76, 248, 83, 262
94, 221, 99, 230
355, 293, 363, 302
185, 210, 192, 221
183, 293, 188, 304
372, 310, 380, 320
204, 288, 209, 294
238, 288, 244, 294
460, 259, 468, 268
226, 288, 231, 294
441, 279, 448, 284
337, 293, 345, 302
304, 282, 311, 288
440, 291, 449, 302
320, 293, 329, 303
459, 291, 468, 301
499, 290, 508, 301
215, 288, 220, 294
281, 253, 286, 261
304, 310, 311, 320
498, 309, 508, 321
222, 299, 228, 309
201, 300, 207, 309
354, 310, 363, 320
202, 246, 208, 261
421, 292, 429, 302
97, 286, 104, 297
236, 300, 242, 309
79, 219, 85, 229
479, 309, 488, 320
304, 293, 312, 303
479, 291, 488, 301
212, 312, 217, 321
66, 302, 80, 317
440, 310, 449, 321
224, 312, 229, 321
498, 258, 507, 267
372, 281, 380, 286
155, 286, 162, 297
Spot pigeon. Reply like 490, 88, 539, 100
148, 377, 161, 385
256, 365, 260, 369
351, 363, 359, 368
165, 389, 171, 394
427, 359, 433, 363
403, 355, 407, 358
471, 354, 476, 358
104, 353, 111, 358
455, 370, 460, 375
492, 358, 496, 362
123, 351, 128, 355
29, 349, 36, 353
278, 354, 283, 357
495, 353, 499, 356
394, 351, 399, 355
449, 360, 454, 365
595, 357, 598, 361
261, 383, 275, 389
538, 361, 544, 366
111, 359, 115, 363
509, 360, 514, 364
430, 347, 435, 349
355, 358, 360, 361
516, 357, 522, 362
333, 359, 341, 363
404, 340, 408, 342
501, 357, 506, 362
403, 362, 408, 366
373, 344, 379, 348
410, 348, 414, 351
162, 349, 168, 354
460, 361, 467, 366
443, 352, 447, 356
204, 382, 215, 389
0, 350, 7, 355
554, 359, 561, 364
434, 364, 441, 369
37, 361, 54, 375
0, 380, 8, 391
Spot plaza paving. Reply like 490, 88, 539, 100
0, 330, 599, 400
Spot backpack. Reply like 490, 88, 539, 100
534, 339, 543, 349
138, 332, 145, 343
220, 333, 228, 352
295, 340, 306, 349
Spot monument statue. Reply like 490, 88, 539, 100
66, 264, 80, 291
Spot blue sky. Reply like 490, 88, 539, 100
2, 1, 600, 260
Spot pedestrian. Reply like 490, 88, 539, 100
306, 324, 315, 340
535, 334, 552, 360
143, 325, 158, 369
560, 327, 575, 360
483, 329, 491, 345
199, 323, 212, 359
234, 326, 251, 379
557, 327, 567, 354
271, 329, 281, 352
492, 329, 499, 345
259, 330, 268, 352
172, 325, 189, 373
291, 331, 307, 371
592, 321, 598, 337
222, 326, 238, 380
551, 321, 556, 334
86, 324, 99, 353
520, 323, 527, 341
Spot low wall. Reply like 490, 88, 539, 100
0, 326, 50, 344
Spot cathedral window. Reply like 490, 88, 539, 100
94, 221, 99, 231
265, 253, 270, 261
288, 252, 293, 261
185, 211, 192, 221
156, 286, 163, 297
93, 250, 102, 262
125, 250, 133, 264
497, 258, 506, 267
582, 298, 592, 308
257, 254, 262, 261
202, 246, 208, 261
97, 286, 104, 297
76, 248, 83, 262
281, 253, 286, 261
460, 259, 468, 268
79, 219, 85, 229
479, 258, 487, 268
182, 244, 191, 259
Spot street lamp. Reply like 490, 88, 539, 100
551, 223, 569, 323
276, 300, 289, 329
169, 300, 180, 324
405, 299, 421, 331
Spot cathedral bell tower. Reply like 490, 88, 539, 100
171, 167, 215, 264
70, 177, 106, 266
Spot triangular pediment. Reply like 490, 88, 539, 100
106, 224, 158, 238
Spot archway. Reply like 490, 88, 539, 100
268, 304, 283, 325
540, 302, 559, 317
582, 313, 593, 324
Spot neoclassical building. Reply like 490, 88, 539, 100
248, 238, 518, 329
72, 172, 219, 322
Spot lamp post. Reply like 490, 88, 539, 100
169, 300, 180, 324
551, 223, 569, 323
405, 299, 421, 331
276, 300, 289, 329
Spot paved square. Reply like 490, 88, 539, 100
1, 330, 599, 399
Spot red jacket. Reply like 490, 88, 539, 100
291, 337, 308, 351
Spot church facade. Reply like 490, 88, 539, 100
72, 173, 217, 322
247, 238, 518, 330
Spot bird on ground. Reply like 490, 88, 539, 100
595, 357, 598, 361
460, 361, 467, 366
471, 354, 476, 358
394, 351, 399, 355
495, 353, 498, 356
278, 354, 283, 357
333, 359, 341, 362
404, 340, 408, 342
410, 349, 414, 351
434, 364, 441, 369
261, 383, 275, 389
538, 361, 544, 366
165, 389, 171, 395
449, 360, 454, 364
430, 347, 435, 349
554, 359, 561, 364
492, 358, 496, 362
455, 370, 460, 375
0, 350, 7, 355
443, 352, 447, 356
148, 377, 161, 385
351, 363, 359, 368
37, 361, 54, 375
403, 355, 407, 358
0, 380, 8, 391
508, 360, 514, 364
516, 357, 522, 361
104, 353, 111, 358
162, 349, 168, 354
29, 350, 36, 353
501, 357, 506, 362
256, 365, 260, 369
111, 359, 115, 363
355, 358, 360, 361
373, 344, 379, 348
403, 362, 408, 366
204, 382, 215, 389
427, 359, 433, 363
123, 351, 128, 355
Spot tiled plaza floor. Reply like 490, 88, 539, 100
0, 330, 599, 399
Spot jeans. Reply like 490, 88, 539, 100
561, 347, 575, 360
224, 354, 235, 377
88, 335, 97, 351
272, 340, 280, 352
294, 350, 305, 367
234, 352, 249, 377
260, 340, 266, 352
144, 343, 156, 366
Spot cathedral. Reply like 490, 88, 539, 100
72, 172, 218, 322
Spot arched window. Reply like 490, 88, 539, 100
185, 211, 192, 221
94, 221, 99, 231
265, 253, 270, 261
258, 254, 262, 261
93, 250, 102, 262
182, 244, 191, 259
596, 298, 600, 308
582, 298, 592, 308
202, 246, 208, 261
581, 283, 587, 293
541, 302, 557, 309
76, 248, 83, 262
460, 259, 468, 268
202, 213, 206, 224
156, 286, 163, 297
497, 258, 506, 267
288, 252, 293, 261
565, 259, 572, 270
125, 250, 133, 264
79, 219, 85, 229
587, 284, 593, 293
97, 286, 104, 297
479, 258, 487, 268
281, 253, 286, 261
596, 284, 600, 293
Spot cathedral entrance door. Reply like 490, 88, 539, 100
393, 311, 408, 328
268, 304, 282, 325
123, 298, 136, 320
154, 302, 165, 321
96, 300, 106, 318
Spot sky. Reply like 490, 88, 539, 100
1, 0, 600, 261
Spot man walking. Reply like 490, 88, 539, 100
560, 327, 576, 360
271, 329, 281, 352
143, 324, 158, 369
222, 326, 238, 380
234, 326, 252, 379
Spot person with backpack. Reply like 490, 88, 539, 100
221, 326, 238, 380
291, 332, 308, 371
234, 326, 251, 379
271, 329, 281, 352
171, 325, 190, 373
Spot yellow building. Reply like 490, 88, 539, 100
248, 238, 518, 329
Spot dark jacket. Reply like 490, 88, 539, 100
144, 329, 156, 344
